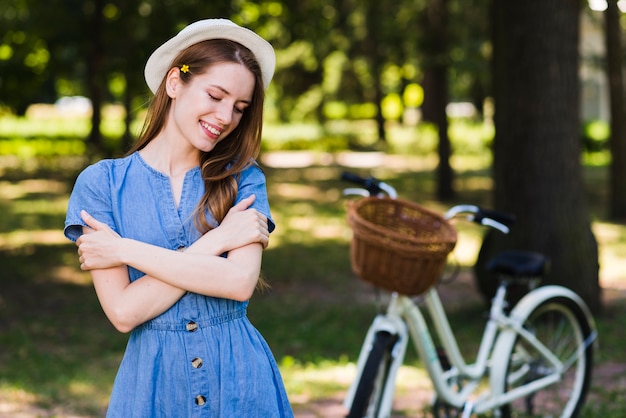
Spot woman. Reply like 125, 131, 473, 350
64, 19, 293, 417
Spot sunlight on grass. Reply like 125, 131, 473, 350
0, 115, 91, 138
0, 230, 66, 250
0, 378, 108, 417
593, 221, 626, 286
264, 122, 323, 142
0, 105, 126, 139
0, 179, 69, 199
448, 227, 484, 266
0, 386, 39, 415
280, 359, 432, 406
67, 380, 102, 398
273, 183, 322, 200
281, 360, 354, 402
11, 198, 68, 215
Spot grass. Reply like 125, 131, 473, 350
0, 115, 624, 416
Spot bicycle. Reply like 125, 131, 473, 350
339, 172, 597, 418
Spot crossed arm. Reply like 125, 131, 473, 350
75, 195, 270, 333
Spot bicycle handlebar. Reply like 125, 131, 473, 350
340, 172, 514, 234
340, 172, 398, 199
444, 205, 515, 234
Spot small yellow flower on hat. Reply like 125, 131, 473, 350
180, 64, 190, 73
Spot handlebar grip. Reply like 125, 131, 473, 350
340, 172, 368, 185
340, 172, 385, 196
476, 208, 516, 227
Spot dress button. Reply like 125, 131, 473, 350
191, 357, 203, 368
186, 321, 198, 332
195, 395, 206, 406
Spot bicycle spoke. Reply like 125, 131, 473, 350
499, 298, 593, 418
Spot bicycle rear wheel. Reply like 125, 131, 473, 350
499, 296, 593, 418
347, 330, 398, 418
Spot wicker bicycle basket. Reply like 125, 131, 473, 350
347, 197, 457, 295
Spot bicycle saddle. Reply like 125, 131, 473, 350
486, 250, 548, 278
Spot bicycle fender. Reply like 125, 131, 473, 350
507, 285, 596, 333
371, 314, 408, 336
343, 314, 408, 411
487, 285, 596, 407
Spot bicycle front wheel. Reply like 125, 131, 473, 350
347, 330, 398, 418
499, 296, 594, 418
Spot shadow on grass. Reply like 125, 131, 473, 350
0, 244, 127, 416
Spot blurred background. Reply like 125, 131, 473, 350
1, 0, 625, 416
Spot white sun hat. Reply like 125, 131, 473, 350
144, 18, 276, 93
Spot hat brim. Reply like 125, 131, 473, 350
144, 19, 275, 93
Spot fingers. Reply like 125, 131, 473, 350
260, 228, 270, 249
258, 216, 270, 249
80, 210, 108, 231
75, 242, 89, 270
231, 194, 256, 212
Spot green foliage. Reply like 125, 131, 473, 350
0, 0, 491, 135
404, 83, 425, 108
582, 119, 610, 152
323, 101, 349, 119
0, 137, 85, 157
381, 93, 403, 120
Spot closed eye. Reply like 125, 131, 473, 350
208, 88, 249, 115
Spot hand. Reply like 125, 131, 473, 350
75, 210, 124, 270
223, 194, 270, 249
194, 194, 270, 253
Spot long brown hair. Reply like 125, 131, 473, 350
129, 39, 266, 233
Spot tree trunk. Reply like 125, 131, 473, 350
123, 80, 134, 154
605, 0, 626, 220
364, 0, 387, 144
86, 0, 105, 156
423, 69, 454, 201
420, 0, 454, 201
476, 0, 601, 313
373, 82, 387, 144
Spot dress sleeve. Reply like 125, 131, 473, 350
64, 162, 117, 242
236, 163, 276, 233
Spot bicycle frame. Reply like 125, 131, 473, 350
340, 173, 596, 417
344, 282, 597, 417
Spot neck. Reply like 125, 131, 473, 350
139, 135, 200, 178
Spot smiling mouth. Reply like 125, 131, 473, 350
200, 121, 222, 137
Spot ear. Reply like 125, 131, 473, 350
165, 67, 182, 99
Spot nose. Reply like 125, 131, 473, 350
215, 102, 233, 126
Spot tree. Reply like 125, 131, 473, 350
605, 0, 626, 220
418, 0, 490, 201
326, 0, 422, 142
85, 0, 106, 154
419, 0, 454, 201
0, 0, 61, 114
476, 0, 601, 313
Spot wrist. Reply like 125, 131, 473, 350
118, 237, 134, 265
188, 229, 225, 256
